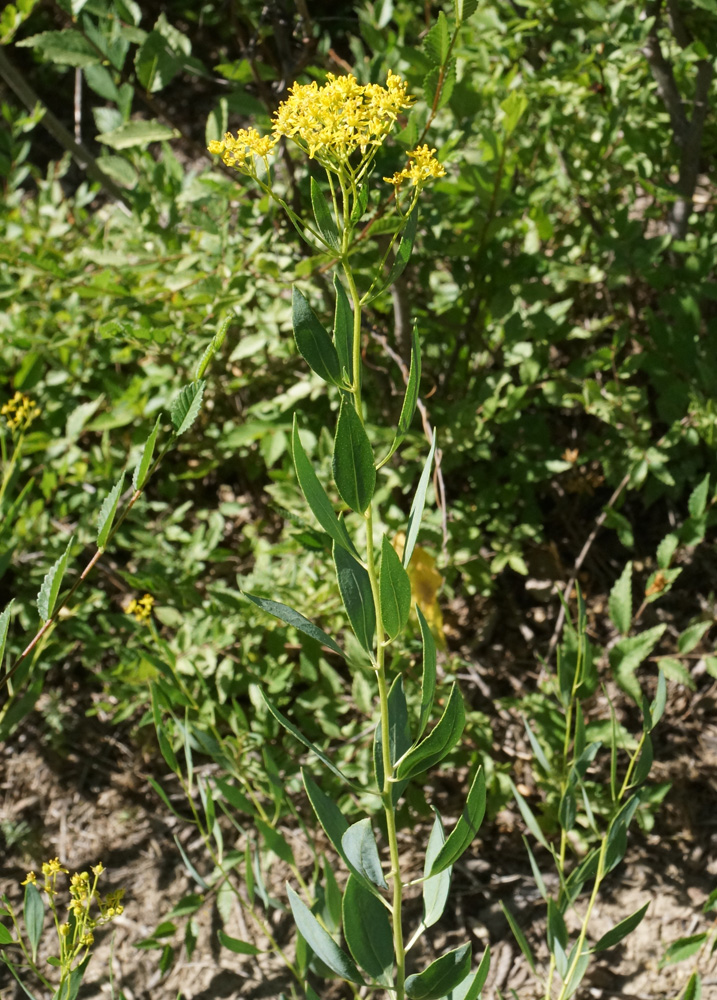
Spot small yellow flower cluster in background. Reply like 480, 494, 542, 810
384, 144, 446, 190
126, 593, 154, 623
1, 391, 40, 431
207, 126, 277, 175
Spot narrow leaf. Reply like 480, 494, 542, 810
24, 882, 44, 962
132, 414, 161, 490
500, 903, 536, 972
380, 535, 412, 641
333, 275, 353, 381
36, 535, 73, 622
292, 287, 342, 385
334, 544, 375, 653
333, 401, 376, 514
96, 473, 124, 548
374, 675, 411, 803
396, 684, 465, 781
342, 875, 393, 985
428, 767, 485, 876
660, 933, 708, 968
405, 942, 472, 1000
608, 562, 632, 636
423, 813, 451, 928
510, 779, 549, 850
302, 770, 349, 862
397, 324, 421, 439
446, 946, 490, 1000
243, 592, 344, 657
342, 818, 388, 890
592, 900, 649, 952
218, 930, 262, 955
404, 435, 436, 568
286, 884, 365, 985
417, 605, 437, 739
379, 206, 419, 299
311, 177, 341, 251
292, 418, 358, 558
0, 600, 14, 669
170, 380, 205, 436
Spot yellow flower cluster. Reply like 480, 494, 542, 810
126, 593, 154, 623
384, 145, 446, 189
1, 391, 40, 431
208, 70, 416, 173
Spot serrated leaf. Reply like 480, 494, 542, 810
135, 29, 181, 93
688, 473, 710, 519
96, 120, 177, 148
405, 943, 472, 999
132, 414, 161, 490
0, 600, 14, 669
292, 287, 342, 385
243, 592, 343, 657
608, 561, 632, 635
342, 875, 393, 985
428, 768, 485, 876
650, 670, 667, 728
677, 620, 711, 654
36, 535, 73, 623
656, 532, 679, 569
422, 813, 451, 928
17, 29, 100, 66
657, 656, 695, 690
592, 900, 649, 952
423, 62, 456, 112
24, 882, 44, 962
456, 0, 479, 22
396, 684, 465, 781
404, 435, 436, 569
311, 177, 341, 251
342, 818, 387, 890
170, 380, 205, 436
96, 474, 125, 548
333, 401, 376, 514
334, 544, 375, 653
609, 624, 667, 702
380, 535, 412, 641
424, 11, 451, 65
292, 418, 358, 558
286, 884, 365, 985
417, 605, 436, 739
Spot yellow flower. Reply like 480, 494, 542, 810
126, 593, 154, 623
21, 871, 37, 885
42, 858, 69, 878
208, 127, 278, 174
384, 145, 446, 189
1, 391, 40, 431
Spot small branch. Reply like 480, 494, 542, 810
642, 28, 689, 144
671, 59, 713, 239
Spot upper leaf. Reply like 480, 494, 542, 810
379, 536, 412, 641
396, 684, 465, 781
427, 767, 485, 876
311, 177, 341, 251
342, 818, 388, 890
333, 401, 376, 514
96, 474, 125, 549
292, 287, 343, 385
242, 592, 344, 657
334, 544, 375, 653
36, 536, 74, 623
170, 380, 205, 436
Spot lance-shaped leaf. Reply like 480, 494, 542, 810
311, 177, 341, 251
422, 813, 451, 929
500, 902, 536, 973
374, 676, 411, 803
292, 418, 358, 558
367, 207, 419, 303
286, 884, 365, 985
0, 600, 14, 669
195, 315, 230, 380
395, 684, 465, 781
96, 473, 124, 548
417, 606, 437, 739
608, 561, 632, 636
333, 401, 376, 514
342, 818, 388, 890
292, 287, 342, 386
133, 414, 161, 490
334, 544, 375, 653
24, 882, 44, 963
380, 535, 412, 641
342, 875, 394, 986
404, 435, 436, 569
302, 770, 349, 863
592, 900, 649, 952
510, 779, 549, 850
427, 767, 485, 877
398, 323, 421, 436
170, 380, 205, 436
36, 535, 74, 623
446, 946, 490, 1000
243, 592, 344, 657
405, 942, 472, 1000
333, 275, 353, 382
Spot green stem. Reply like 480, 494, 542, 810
555, 836, 608, 1000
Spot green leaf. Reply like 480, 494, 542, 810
658, 656, 695, 689
17, 29, 101, 66
609, 625, 667, 702
292, 287, 342, 385
302, 770, 349, 862
334, 544, 375, 653
333, 401, 376, 514
256, 817, 295, 865
96, 474, 124, 548
445, 946, 490, 1000
592, 900, 649, 952
135, 29, 181, 93
659, 932, 707, 968
292, 418, 358, 558
195, 316, 230, 380
261, 691, 360, 791
58, 954, 91, 1000
311, 177, 341, 251
170, 380, 205, 436
523, 716, 550, 773
422, 813, 451, 928
688, 473, 710, 518
243, 592, 344, 657
384, 206, 418, 292
500, 903, 536, 973
683, 972, 702, 1000
405, 943, 472, 999
650, 670, 667, 728
428, 768, 485, 876
0, 600, 14, 669
396, 684, 465, 781
96, 120, 177, 149
500, 90, 529, 136
510, 779, 549, 851
380, 535, 412, 641
374, 675, 411, 803
677, 620, 711, 654
417, 606, 436, 739
455, 0, 479, 23
24, 882, 44, 962
424, 10, 451, 64
404, 435, 436, 569
608, 561, 632, 635
36, 535, 73, 623
342, 875, 393, 985
632, 733, 653, 786
397, 323, 421, 439
286, 884, 365, 985
132, 414, 161, 490
333, 276, 353, 382
342, 818, 388, 890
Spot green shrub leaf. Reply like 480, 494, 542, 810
427, 767, 485, 876
36, 535, 74, 623
243, 592, 344, 657
608, 561, 632, 635
96, 473, 125, 549
342, 875, 393, 985
286, 884, 365, 985
17, 29, 100, 66
342, 818, 388, 890
592, 900, 649, 952
132, 414, 161, 490
333, 401, 376, 513
0, 600, 14, 670
334, 544, 375, 653
96, 120, 177, 149
311, 177, 341, 251
170, 380, 205, 436
396, 684, 465, 781
609, 624, 667, 702
379, 535, 412, 640
292, 287, 342, 385
424, 10, 450, 64
405, 942, 472, 999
